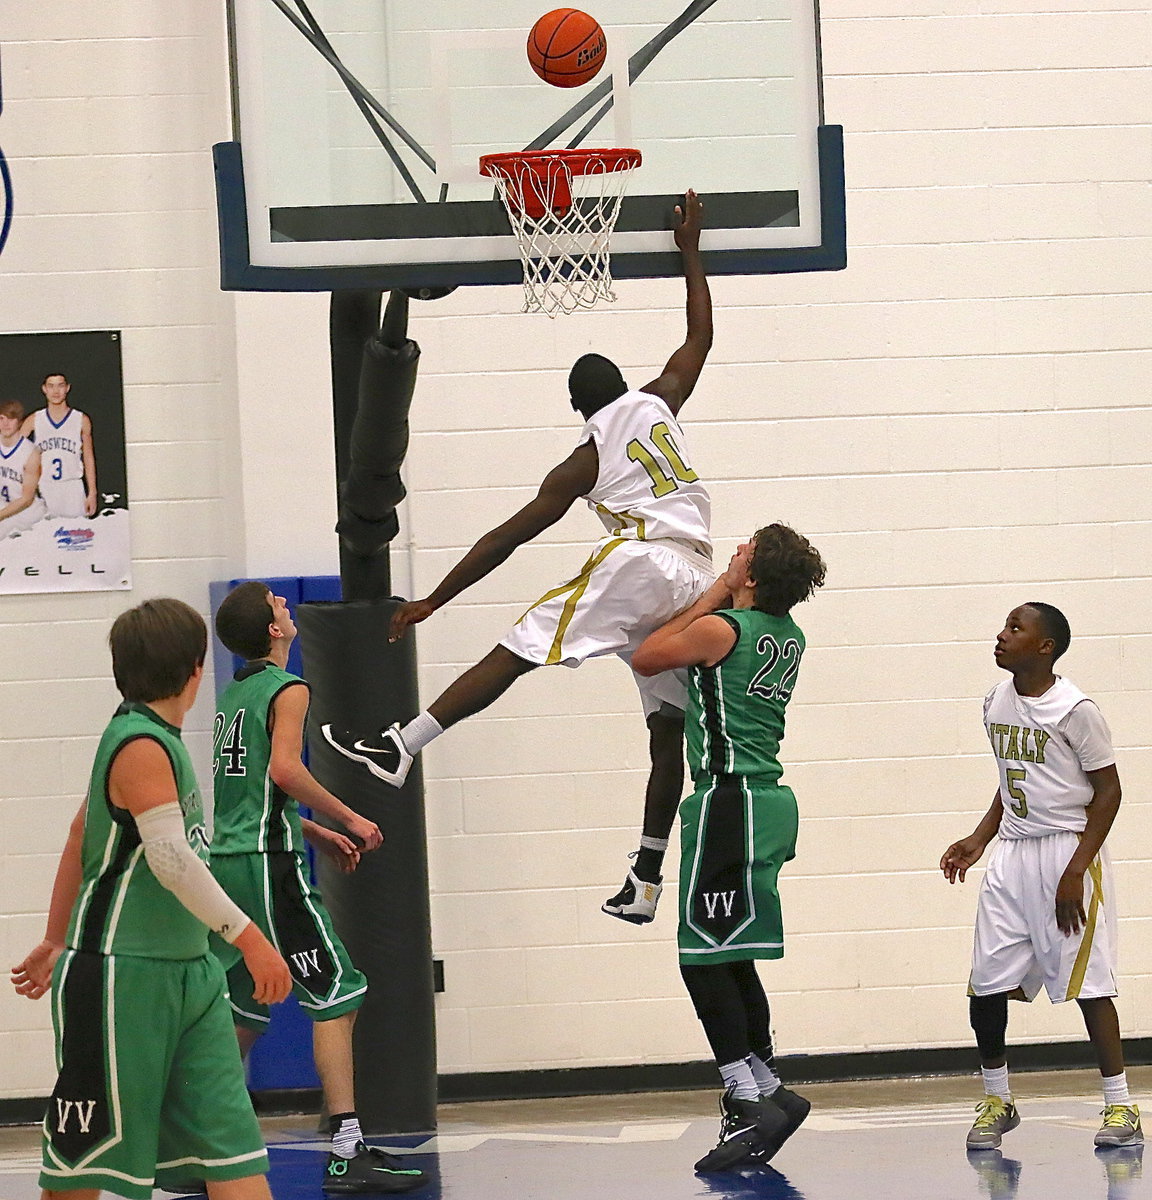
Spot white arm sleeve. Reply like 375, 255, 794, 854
136, 803, 250, 944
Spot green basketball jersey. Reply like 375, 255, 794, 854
686, 608, 806, 783
211, 661, 307, 855
67, 703, 210, 960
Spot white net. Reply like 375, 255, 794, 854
481, 149, 641, 317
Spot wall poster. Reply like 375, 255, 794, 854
0, 330, 130, 594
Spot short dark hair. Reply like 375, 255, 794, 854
568, 354, 627, 418
748, 524, 827, 616
109, 598, 207, 702
42, 373, 68, 386
1024, 601, 1071, 662
215, 580, 274, 660
0, 399, 24, 420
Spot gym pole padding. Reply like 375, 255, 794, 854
296, 598, 436, 1134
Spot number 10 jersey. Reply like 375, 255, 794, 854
578, 389, 711, 552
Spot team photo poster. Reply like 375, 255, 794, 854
0, 330, 131, 594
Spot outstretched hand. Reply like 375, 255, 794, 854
674, 189, 703, 252
389, 599, 436, 643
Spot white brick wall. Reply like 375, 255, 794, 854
1, 0, 1149, 1098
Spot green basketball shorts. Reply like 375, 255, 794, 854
678, 777, 799, 964
40, 949, 267, 1199
210, 851, 367, 1030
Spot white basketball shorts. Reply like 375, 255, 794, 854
40, 477, 86, 518
501, 536, 714, 717
0, 496, 47, 540
969, 832, 1117, 1004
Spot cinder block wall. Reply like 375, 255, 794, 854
1, 0, 1149, 1099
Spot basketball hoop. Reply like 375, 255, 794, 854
480, 148, 641, 317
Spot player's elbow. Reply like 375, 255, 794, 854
268, 757, 303, 792
631, 647, 664, 677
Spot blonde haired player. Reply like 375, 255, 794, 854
325, 191, 713, 922
0, 400, 48, 539
941, 602, 1141, 1152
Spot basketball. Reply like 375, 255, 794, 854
527, 9, 606, 88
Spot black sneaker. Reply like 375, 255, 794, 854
694, 1088, 789, 1173
601, 867, 662, 924
323, 1143, 427, 1193
322, 723, 413, 787
748, 1085, 811, 1164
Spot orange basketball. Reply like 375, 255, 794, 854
527, 9, 606, 88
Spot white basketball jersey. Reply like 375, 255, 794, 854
33, 407, 84, 483
578, 390, 711, 551
0, 436, 34, 505
983, 676, 1115, 839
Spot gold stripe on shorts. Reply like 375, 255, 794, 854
1065, 856, 1104, 1001
512, 538, 627, 664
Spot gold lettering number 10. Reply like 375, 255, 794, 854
1005, 768, 1028, 818
626, 422, 699, 498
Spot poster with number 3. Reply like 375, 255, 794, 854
0, 330, 130, 594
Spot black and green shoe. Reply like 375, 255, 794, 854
323, 1142, 427, 1194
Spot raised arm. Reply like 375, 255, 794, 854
632, 545, 750, 676
389, 441, 599, 641
640, 190, 712, 416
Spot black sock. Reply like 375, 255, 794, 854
634, 846, 665, 881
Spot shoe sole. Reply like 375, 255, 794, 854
600, 904, 655, 924
966, 1112, 1020, 1150
322, 1181, 427, 1195
694, 1128, 763, 1173
321, 726, 409, 787
1094, 1133, 1144, 1148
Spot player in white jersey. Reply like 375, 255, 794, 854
0, 400, 48, 539
325, 192, 713, 922
21, 372, 97, 518
941, 603, 1141, 1152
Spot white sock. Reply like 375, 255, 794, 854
399, 711, 443, 755
719, 1058, 759, 1101
1103, 1072, 1131, 1106
981, 1064, 1011, 1101
331, 1115, 362, 1158
639, 836, 669, 851
749, 1052, 782, 1096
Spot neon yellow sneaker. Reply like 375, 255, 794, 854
966, 1095, 1020, 1150
1096, 1104, 1143, 1148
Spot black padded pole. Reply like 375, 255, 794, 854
329, 290, 420, 602
296, 599, 436, 1134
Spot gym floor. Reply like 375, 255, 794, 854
1, 1067, 1145, 1200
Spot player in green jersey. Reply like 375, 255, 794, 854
11, 598, 292, 1200
212, 582, 425, 1195
634, 524, 826, 1174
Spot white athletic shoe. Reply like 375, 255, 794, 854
322, 722, 413, 787
601, 868, 662, 924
